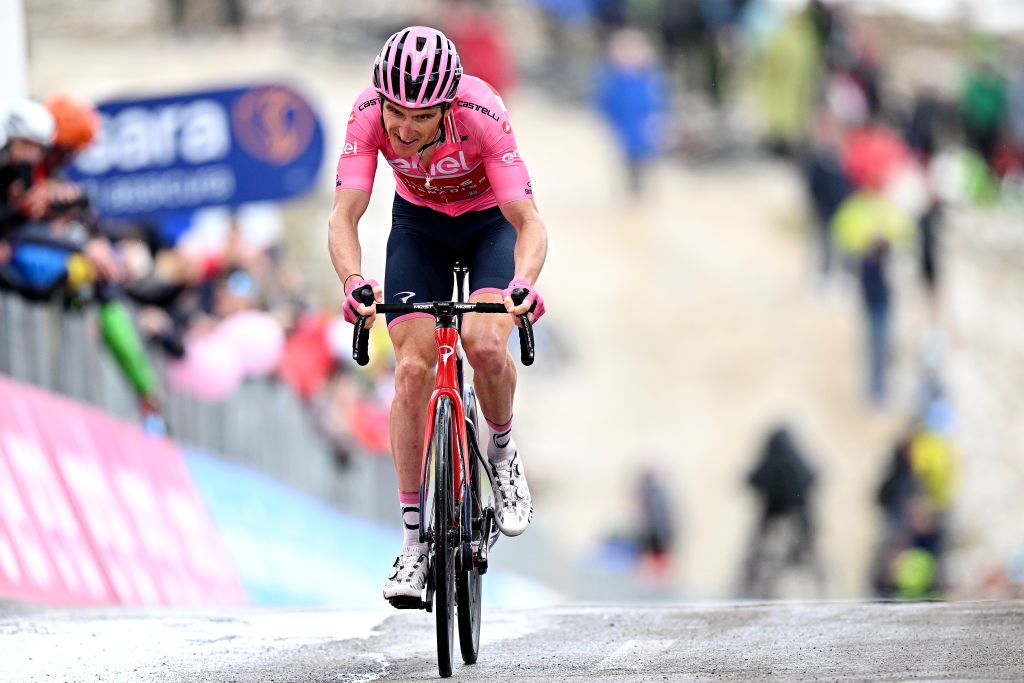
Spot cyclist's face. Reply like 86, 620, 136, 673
382, 100, 442, 156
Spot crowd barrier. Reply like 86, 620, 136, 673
0, 292, 399, 517
0, 374, 562, 608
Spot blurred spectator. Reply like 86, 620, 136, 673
959, 37, 1008, 168
873, 394, 957, 599
1001, 50, 1024, 180
595, 28, 669, 195
278, 312, 336, 402
661, 0, 745, 108
660, 0, 703, 89
842, 117, 912, 193
802, 109, 850, 282
168, 0, 245, 33
845, 27, 883, 120
755, 5, 821, 155
902, 82, 951, 318
637, 468, 676, 577
905, 88, 946, 163
740, 424, 823, 599
806, 0, 850, 70
1, 99, 56, 238
1, 98, 174, 432
697, 0, 747, 108
592, 0, 629, 43
833, 190, 913, 406
445, 0, 518, 96
529, 0, 594, 97
598, 465, 678, 581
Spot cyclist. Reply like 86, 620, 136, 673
328, 26, 548, 605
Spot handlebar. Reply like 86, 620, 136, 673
350, 286, 536, 367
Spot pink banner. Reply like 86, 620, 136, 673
0, 376, 245, 606
0, 378, 112, 605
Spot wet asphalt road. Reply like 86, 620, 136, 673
2, 601, 1023, 682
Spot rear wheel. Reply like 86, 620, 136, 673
457, 389, 483, 664
432, 397, 457, 678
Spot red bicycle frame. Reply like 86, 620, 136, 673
420, 325, 470, 520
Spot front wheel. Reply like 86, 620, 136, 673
432, 396, 457, 678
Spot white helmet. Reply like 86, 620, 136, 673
2, 99, 56, 146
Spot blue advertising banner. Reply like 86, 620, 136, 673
67, 83, 325, 218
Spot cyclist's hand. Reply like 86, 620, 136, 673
502, 278, 545, 325
343, 276, 382, 326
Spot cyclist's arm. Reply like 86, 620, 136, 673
328, 188, 371, 287
499, 197, 547, 285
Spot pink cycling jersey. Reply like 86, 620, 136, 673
335, 76, 533, 217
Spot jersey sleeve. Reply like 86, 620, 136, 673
335, 90, 381, 193
479, 99, 534, 206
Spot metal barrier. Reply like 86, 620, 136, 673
0, 291, 582, 598
0, 291, 397, 516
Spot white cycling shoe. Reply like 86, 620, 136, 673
383, 546, 428, 606
488, 450, 533, 536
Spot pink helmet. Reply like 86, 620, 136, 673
373, 26, 463, 108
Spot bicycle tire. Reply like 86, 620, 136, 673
432, 396, 457, 678
457, 389, 483, 664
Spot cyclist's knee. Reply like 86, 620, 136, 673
394, 353, 434, 397
463, 332, 508, 377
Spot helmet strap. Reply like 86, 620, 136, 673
417, 102, 451, 153
417, 123, 445, 154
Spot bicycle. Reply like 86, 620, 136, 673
350, 264, 535, 679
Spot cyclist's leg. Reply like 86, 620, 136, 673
383, 198, 456, 602
388, 318, 437, 493
384, 195, 459, 495
462, 293, 516, 428
461, 207, 517, 427
462, 209, 533, 535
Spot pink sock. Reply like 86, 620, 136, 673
399, 490, 422, 548
485, 416, 513, 434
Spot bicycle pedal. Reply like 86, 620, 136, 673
387, 596, 427, 610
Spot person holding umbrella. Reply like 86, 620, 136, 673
832, 189, 914, 406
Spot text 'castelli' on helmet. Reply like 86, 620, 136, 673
373, 26, 463, 108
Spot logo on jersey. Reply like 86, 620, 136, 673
348, 111, 356, 125
439, 345, 456, 364
501, 150, 521, 164
395, 291, 416, 303
388, 151, 471, 176
358, 98, 378, 112
457, 100, 500, 122
342, 141, 359, 155
502, 120, 512, 135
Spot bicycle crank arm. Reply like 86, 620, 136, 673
475, 507, 494, 575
